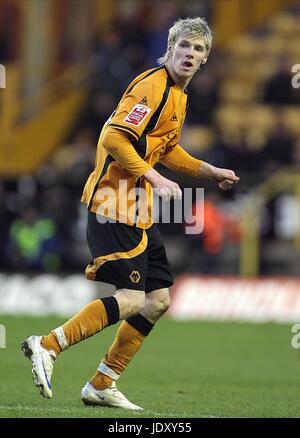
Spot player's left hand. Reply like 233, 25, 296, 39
213, 168, 240, 191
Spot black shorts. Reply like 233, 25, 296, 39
85, 212, 174, 292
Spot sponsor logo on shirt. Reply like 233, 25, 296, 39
124, 104, 151, 126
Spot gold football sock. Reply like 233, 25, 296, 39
90, 314, 153, 389
41, 333, 61, 356
90, 370, 114, 390
42, 297, 119, 355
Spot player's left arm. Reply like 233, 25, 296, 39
160, 144, 239, 190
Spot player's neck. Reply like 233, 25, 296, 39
166, 62, 192, 90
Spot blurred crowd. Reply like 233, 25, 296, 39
1, 0, 300, 275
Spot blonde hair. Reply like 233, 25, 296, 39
157, 17, 213, 65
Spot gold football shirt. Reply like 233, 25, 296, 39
81, 65, 201, 228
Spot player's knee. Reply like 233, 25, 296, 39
146, 289, 171, 319
154, 294, 171, 316
114, 288, 145, 319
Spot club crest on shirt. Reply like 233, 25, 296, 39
124, 104, 151, 126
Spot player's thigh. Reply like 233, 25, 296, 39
145, 224, 174, 293
114, 288, 146, 319
85, 212, 148, 291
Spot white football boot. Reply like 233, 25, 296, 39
21, 335, 56, 399
81, 381, 144, 411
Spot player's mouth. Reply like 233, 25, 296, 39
182, 61, 193, 69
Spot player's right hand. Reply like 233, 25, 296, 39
144, 168, 182, 200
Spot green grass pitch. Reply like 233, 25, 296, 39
0, 315, 299, 418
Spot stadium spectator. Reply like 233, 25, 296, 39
203, 128, 262, 174
186, 194, 240, 273
76, 92, 118, 138
262, 55, 297, 105
186, 69, 219, 126
0, 182, 11, 269
8, 206, 62, 272
52, 127, 96, 186
261, 118, 295, 172
0, 2, 20, 62
141, 1, 177, 66
88, 30, 135, 95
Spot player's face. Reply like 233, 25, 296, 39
169, 37, 208, 83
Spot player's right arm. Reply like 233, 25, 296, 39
143, 168, 182, 200
102, 128, 182, 200
102, 127, 151, 178
102, 73, 182, 200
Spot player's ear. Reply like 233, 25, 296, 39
202, 56, 208, 65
